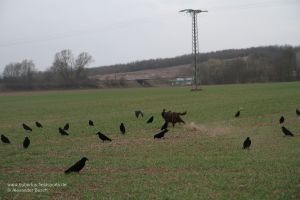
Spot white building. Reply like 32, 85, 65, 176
171, 77, 193, 86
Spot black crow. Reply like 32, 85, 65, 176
235, 110, 240, 118
281, 126, 294, 136
89, 120, 94, 126
120, 123, 125, 134
1, 134, 10, 144
279, 116, 284, 124
64, 157, 88, 174
147, 116, 154, 123
63, 123, 69, 130
135, 110, 144, 118
160, 122, 168, 130
35, 121, 43, 128
22, 123, 32, 132
96, 132, 112, 142
243, 137, 251, 149
154, 129, 168, 139
59, 128, 69, 136
296, 109, 300, 116
23, 137, 30, 149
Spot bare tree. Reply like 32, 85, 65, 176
3, 63, 21, 78
74, 52, 93, 79
3, 60, 36, 80
51, 50, 93, 83
2, 59, 36, 89
51, 49, 74, 82
20, 60, 36, 81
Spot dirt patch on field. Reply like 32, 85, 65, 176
79, 123, 237, 150
184, 122, 209, 133
109, 137, 154, 147
87, 166, 170, 174
184, 122, 234, 137
0, 166, 63, 173
0, 165, 257, 175
87, 166, 256, 175
0, 88, 101, 96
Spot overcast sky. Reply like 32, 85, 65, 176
0, 0, 299, 71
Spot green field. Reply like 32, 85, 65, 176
0, 82, 300, 200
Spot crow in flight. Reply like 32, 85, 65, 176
281, 126, 294, 136
96, 132, 112, 142
120, 123, 126, 134
296, 109, 300, 116
160, 122, 168, 130
22, 123, 32, 132
154, 129, 168, 139
64, 157, 88, 174
63, 123, 69, 131
89, 120, 94, 126
23, 137, 30, 149
243, 137, 251, 149
147, 116, 154, 123
1, 134, 10, 144
135, 110, 144, 118
35, 121, 43, 128
59, 128, 69, 136
279, 116, 284, 124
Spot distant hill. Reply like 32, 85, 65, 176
90, 64, 192, 81
88, 45, 299, 76
87, 45, 300, 86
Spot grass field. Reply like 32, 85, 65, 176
0, 82, 300, 200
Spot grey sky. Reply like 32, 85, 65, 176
0, 0, 299, 72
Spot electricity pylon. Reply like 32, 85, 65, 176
180, 9, 207, 90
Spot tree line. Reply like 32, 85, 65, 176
200, 46, 298, 84
1, 45, 299, 90
1, 49, 97, 90
88, 45, 300, 84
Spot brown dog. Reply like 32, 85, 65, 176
161, 109, 187, 127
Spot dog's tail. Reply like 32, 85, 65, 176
179, 111, 187, 115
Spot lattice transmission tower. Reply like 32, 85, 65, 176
180, 9, 207, 90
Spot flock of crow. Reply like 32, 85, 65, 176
1, 108, 299, 174
240, 108, 300, 149
0, 109, 187, 174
